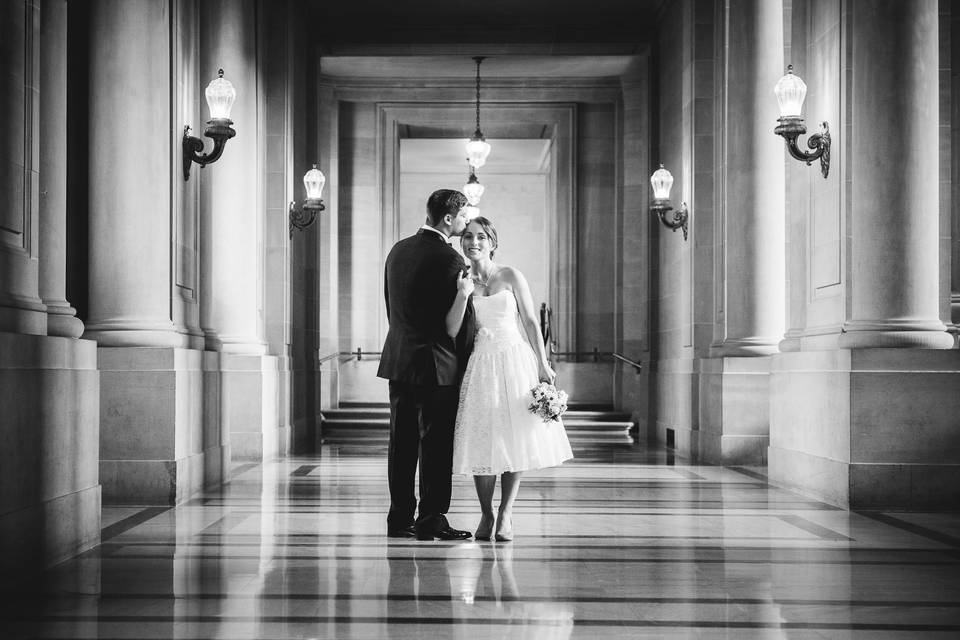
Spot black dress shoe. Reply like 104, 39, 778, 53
387, 524, 416, 538
415, 525, 472, 541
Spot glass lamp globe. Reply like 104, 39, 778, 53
774, 65, 807, 119
650, 164, 674, 200
465, 138, 492, 169
303, 164, 325, 200
205, 69, 236, 120
463, 175, 485, 205
464, 205, 480, 220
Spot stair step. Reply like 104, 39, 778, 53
321, 412, 635, 447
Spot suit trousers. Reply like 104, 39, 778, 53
387, 381, 458, 531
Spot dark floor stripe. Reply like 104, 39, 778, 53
89, 552, 960, 565
195, 532, 847, 541
99, 507, 171, 543
857, 511, 960, 549
776, 514, 854, 541
101, 541, 960, 556
230, 462, 258, 476
16, 593, 960, 608
198, 512, 251, 535
13, 614, 960, 631
290, 464, 318, 476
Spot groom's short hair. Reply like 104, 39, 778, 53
426, 189, 468, 225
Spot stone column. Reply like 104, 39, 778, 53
82, 0, 183, 348
0, 0, 47, 336
1, 0, 100, 582
38, 0, 82, 338
839, 0, 953, 349
198, 0, 279, 462
199, 0, 266, 356
698, 0, 782, 465
769, 0, 960, 510
711, 0, 785, 357
85, 1, 208, 505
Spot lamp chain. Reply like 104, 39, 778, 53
474, 56, 484, 136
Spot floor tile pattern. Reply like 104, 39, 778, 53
4, 445, 960, 639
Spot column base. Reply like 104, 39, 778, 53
84, 319, 188, 348
651, 357, 696, 458
0, 332, 100, 580
770, 349, 960, 509
45, 302, 84, 338
709, 337, 780, 357
100, 454, 205, 505
99, 347, 213, 505
698, 356, 770, 465
221, 354, 280, 461
0, 296, 47, 335
839, 320, 954, 349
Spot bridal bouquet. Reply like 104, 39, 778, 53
529, 382, 568, 423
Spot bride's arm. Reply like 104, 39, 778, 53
503, 267, 556, 384
446, 273, 474, 338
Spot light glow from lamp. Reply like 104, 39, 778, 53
466, 139, 491, 170
304, 164, 325, 200
464, 205, 480, 220
774, 65, 807, 119
205, 69, 236, 120
650, 164, 674, 200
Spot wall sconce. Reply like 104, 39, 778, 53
289, 164, 326, 237
183, 69, 237, 181
650, 164, 689, 241
773, 65, 830, 178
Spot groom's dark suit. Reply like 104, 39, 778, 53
377, 228, 474, 537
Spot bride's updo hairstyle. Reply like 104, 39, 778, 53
464, 216, 499, 259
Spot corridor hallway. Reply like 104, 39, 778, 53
3, 446, 960, 639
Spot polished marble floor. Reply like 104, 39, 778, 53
4, 445, 960, 639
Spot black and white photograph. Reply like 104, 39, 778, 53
1, 0, 960, 637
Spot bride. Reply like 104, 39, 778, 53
446, 216, 573, 542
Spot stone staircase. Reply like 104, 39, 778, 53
320, 402, 635, 448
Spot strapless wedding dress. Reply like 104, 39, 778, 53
453, 289, 573, 476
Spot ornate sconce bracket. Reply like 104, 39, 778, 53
650, 199, 689, 241
289, 199, 325, 237
182, 119, 236, 181
774, 117, 830, 179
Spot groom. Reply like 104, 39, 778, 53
377, 189, 474, 540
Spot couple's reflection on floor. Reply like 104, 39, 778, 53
387, 542, 574, 638
449, 543, 574, 639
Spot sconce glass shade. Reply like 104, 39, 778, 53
464, 205, 480, 220
466, 138, 492, 169
463, 172, 484, 205
303, 164, 325, 200
774, 65, 807, 118
650, 164, 674, 200
205, 69, 236, 120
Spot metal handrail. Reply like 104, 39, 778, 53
317, 351, 342, 365
549, 344, 612, 362
612, 352, 643, 373
326, 347, 640, 371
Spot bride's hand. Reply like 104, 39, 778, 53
538, 361, 556, 385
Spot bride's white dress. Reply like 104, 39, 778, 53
453, 289, 573, 475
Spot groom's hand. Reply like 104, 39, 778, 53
456, 271, 475, 298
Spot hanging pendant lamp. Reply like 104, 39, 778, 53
465, 56, 492, 169
463, 165, 485, 205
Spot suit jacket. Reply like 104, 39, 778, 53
377, 229, 475, 386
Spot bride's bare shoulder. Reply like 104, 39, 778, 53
496, 266, 527, 285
